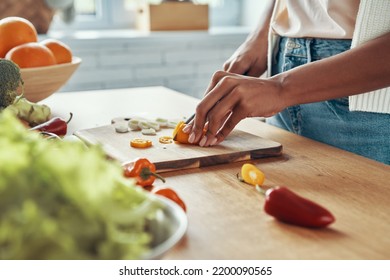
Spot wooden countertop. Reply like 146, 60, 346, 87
44, 86, 390, 260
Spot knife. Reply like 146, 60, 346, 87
185, 113, 195, 124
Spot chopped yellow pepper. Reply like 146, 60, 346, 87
130, 138, 153, 148
239, 163, 265, 186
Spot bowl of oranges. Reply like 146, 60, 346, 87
0, 16, 81, 103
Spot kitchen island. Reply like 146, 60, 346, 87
44, 86, 390, 260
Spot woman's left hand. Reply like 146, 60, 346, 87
185, 70, 285, 147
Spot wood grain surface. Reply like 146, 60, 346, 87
74, 122, 282, 172
44, 87, 390, 260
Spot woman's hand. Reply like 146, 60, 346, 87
186, 31, 390, 147
184, 71, 285, 146
223, 0, 275, 77
223, 37, 268, 77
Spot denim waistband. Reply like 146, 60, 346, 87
279, 37, 352, 61
268, 36, 390, 164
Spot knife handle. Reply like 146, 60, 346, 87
185, 114, 195, 124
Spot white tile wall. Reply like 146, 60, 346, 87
43, 29, 249, 98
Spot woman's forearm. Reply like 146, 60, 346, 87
274, 32, 390, 108
224, 0, 276, 76
247, 0, 276, 43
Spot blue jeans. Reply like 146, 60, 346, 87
267, 37, 390, 164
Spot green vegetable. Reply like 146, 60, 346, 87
0, 111, 163, 260
0, 58, 51, 125
5, 96, 51, 126
0, 59, 23, 110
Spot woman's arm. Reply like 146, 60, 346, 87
187, 31, 390, 147
277, 32, 390, 107
223, 0, 276, 76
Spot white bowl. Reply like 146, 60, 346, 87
19, 57, 81, 103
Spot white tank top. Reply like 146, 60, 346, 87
271, 0, 360, 39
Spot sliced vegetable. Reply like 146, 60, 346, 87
126, 116, 179, 131
114, 123, 129, 133
167, 121, 179, 129
172, 121, 190, 144
128, 119, 141, 131
141, 128, 156, 135
159, 136, 173, 144
172, 121, 207, 145
138, 121, 150, 130
147, 121, 160, 131
238, 163, 265, 186
155, 118, 168, 128
123, 158, 165, 187
130, 138, 153, 148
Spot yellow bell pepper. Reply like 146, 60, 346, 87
239, 163, 265, 186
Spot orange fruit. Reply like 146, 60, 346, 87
0, 17, 38, 58
5, 42, 56, 68
41, 38, 72, 64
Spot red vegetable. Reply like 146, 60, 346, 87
30, 112, 73, 137
123, 158, 165, 187
261, 186, 335, 228
152, 187, 186, 212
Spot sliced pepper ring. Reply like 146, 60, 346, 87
159, 136, 173, 144
130, 138, 153, 148
239, 163, 265, 186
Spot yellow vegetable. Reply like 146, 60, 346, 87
239, 163, 265, 186
130, 138, 153, 148
172, 121, 190, 144
159, 136, 173, 144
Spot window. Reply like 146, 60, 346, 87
50, 0, 245, 31
74, 0, 97, 15
51, 0, 126, 30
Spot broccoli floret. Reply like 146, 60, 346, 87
0, 59, 50, 125
0, 59, 23, 109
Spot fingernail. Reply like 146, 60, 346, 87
188, 132, 195, 143
210, 137, 218, 146
199, 136, 207, 147
182, 125, 191, 133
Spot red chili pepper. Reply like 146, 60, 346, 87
30, 112, 73, 137
123, 158, 165, 187
152, 187, 186, 212
260, 186, 335, 228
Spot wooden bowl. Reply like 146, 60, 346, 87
20, 57, 81, 103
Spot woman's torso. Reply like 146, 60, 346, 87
271, 0, 360, 39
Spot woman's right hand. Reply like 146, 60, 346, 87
184, 71, 285, 147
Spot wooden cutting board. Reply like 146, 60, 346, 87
74, 120, 282, 172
